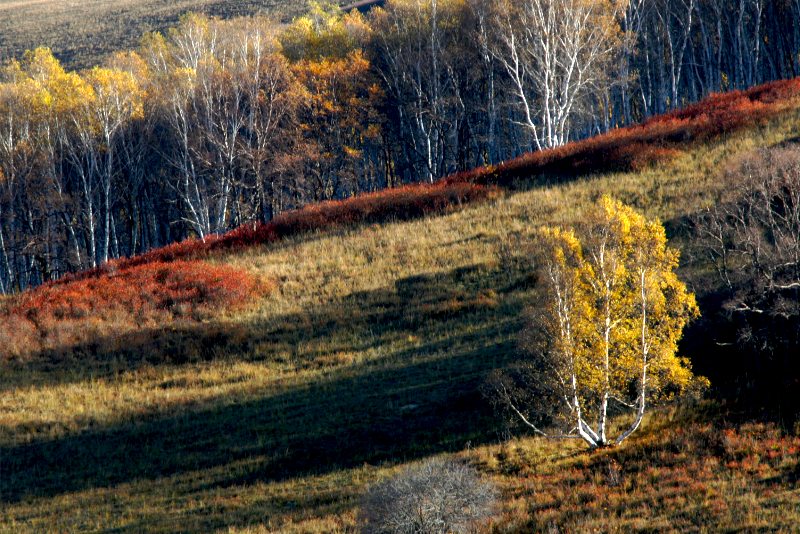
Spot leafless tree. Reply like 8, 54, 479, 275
695, 146, 800, 345
490, 0, 626, 149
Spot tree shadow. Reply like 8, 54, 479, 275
1, 331, 514, 504
666, 209, 800, 424
3, 261, 529, 389
1, 262, 531, 506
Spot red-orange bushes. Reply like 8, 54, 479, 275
207, 182, 493, 254
0, 313, 37, 360
663, 76, 800, 124
1, 261, 263, 360
176, 181, 492, 259
269, 182, 493, 236
446, 77, 800, 187
14, 261, 257, 321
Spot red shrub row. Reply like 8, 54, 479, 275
0, 261, 262, 360
445, 77, 800, 187
56, 181, 494, 281
12, 260, 258, 321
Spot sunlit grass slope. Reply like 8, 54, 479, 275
3, 101, 800, 532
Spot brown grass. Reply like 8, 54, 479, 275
0, 0, 317, 69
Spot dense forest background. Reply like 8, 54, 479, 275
0, 0, 798, 292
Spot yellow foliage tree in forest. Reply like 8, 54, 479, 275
279, 3, 382, 200
280, 1, 371, 61
494, 196, 706, 448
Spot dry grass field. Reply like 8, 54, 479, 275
2, 95, 800, 531
0, 0, 798, 528
0, 0, 317, 69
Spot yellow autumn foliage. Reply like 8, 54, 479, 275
529, 196, 706, 446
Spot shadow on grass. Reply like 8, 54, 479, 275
1, 337, 510, 504
1, 263, 531, 507
4, 262, 527, 386
668, 209, 800, 425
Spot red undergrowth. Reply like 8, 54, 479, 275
0, 261, 264, 360
60, 181, 494, 277
12, 261, 257, 321
445, 77, 800, 187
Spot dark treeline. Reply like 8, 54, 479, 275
0, 0, 797, 292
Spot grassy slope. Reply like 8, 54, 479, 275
3, 110, 800, 531
0, 0, 316, 69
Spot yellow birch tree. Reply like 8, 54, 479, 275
495, 196, 705, 448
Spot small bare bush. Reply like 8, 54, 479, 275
359, 458, 498, 534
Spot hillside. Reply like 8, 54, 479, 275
0, 0, 317, 69
2, 79, 800, 531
